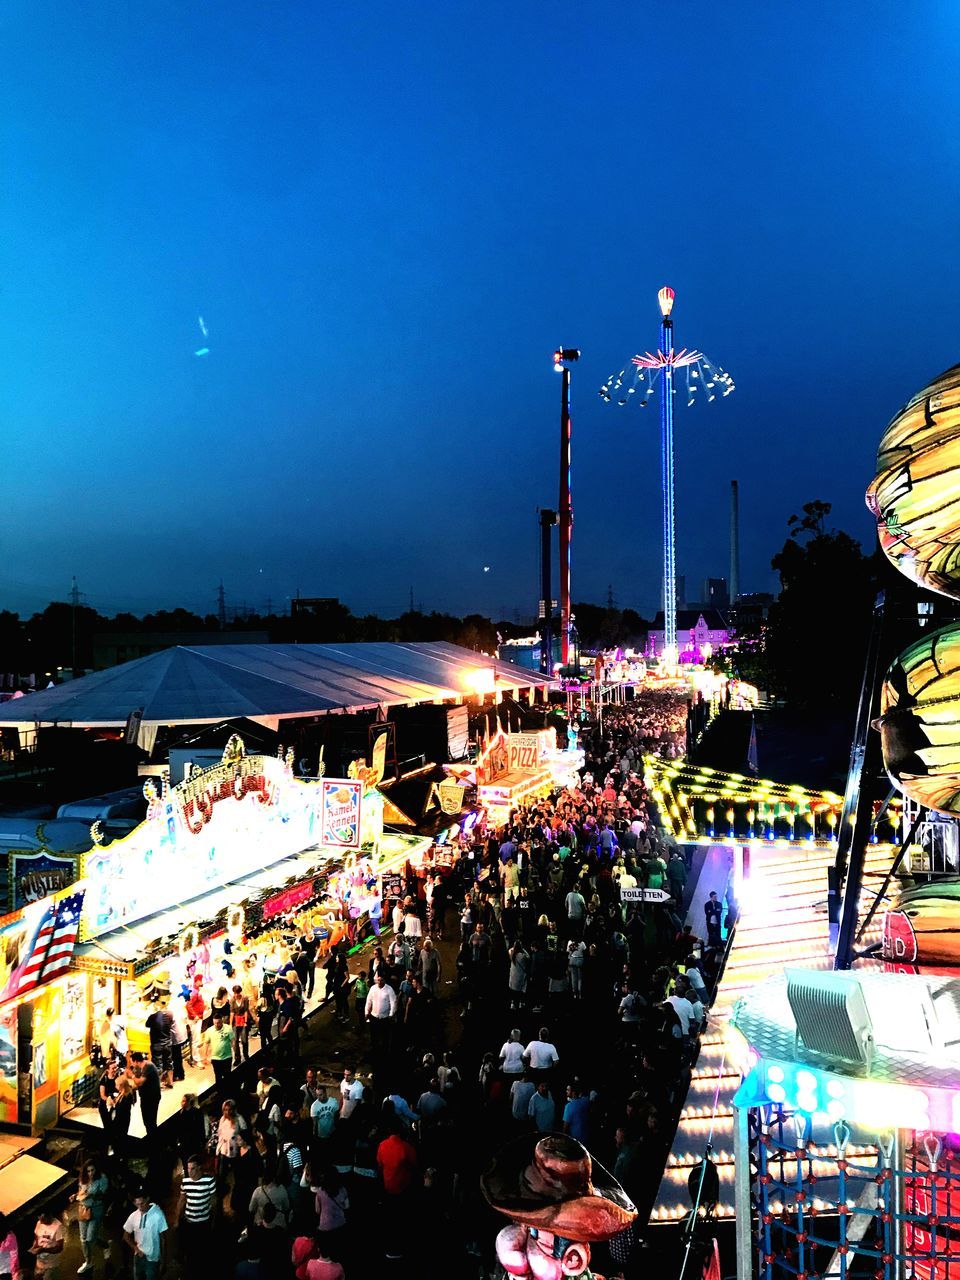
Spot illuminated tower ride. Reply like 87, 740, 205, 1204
554, 347, 580, 668
601, 287, 734, 666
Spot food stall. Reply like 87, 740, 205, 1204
56, 735, 424, 1124
476, 727, 584, 826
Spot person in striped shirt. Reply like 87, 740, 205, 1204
177, 1156, 216, 1278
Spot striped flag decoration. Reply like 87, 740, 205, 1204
38, 892, 85, 984
13, 901, 58, 996
14, 892, 86, 996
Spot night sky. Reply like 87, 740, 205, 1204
2, 3, 959, 622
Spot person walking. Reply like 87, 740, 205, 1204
112, 1076, 137, 1159
0, 1212, 19, 1280
177, 1155, 217, 1279
97, 1058, 120, 1142
416, 937, 442, 997
499, 1029, 525, 1077
73, 1157, 109, 1275
175, 1094, 210, 1172
203, 1012, 234, 1091
130, 1053, 162, 1142
507, 939, 529, 1011
29, 1209, 63, 1280
564, 885, 586, 939
705, 890, 724, 947
122, 1187, 167, 1280
299, 925, 319, 999
310, 1085, 340, 1148
666, 849, 688, 906
230, 984, 252, 1066
510, 1074, 536, 1128
249, 1169, 290, 1231
567, 938, 586, 1000
364, 972, 397, 1058
331, 953, 351, 1025
527, 1080, 556, 1133
275, 983, 303, 1066
215, 1098, 248, 1198
523, 1027, 560, 1079
256, 983, 275, 1048
145, 1000, 175, 1089
352, 971, 369, 1032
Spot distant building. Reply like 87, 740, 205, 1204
92, 631, 271, 670
704, 577, 729, 609
727, 592, 775, 631
646, 608, 731, 662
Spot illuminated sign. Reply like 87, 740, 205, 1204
10, 852, 78, 909
262, 879, 318, 921
437, 779, 466, 815
320, 781, 362, 849
507, 729, 556, 774
79, 737, 364, 942
476, 728, 509, 785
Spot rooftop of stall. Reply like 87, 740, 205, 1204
73, 830, 432, 975
0, 641, 554, 735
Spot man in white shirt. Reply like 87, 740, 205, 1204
510, 1075, 536, 1124
364, 973, 397, 1056
685, 964, 708, 1000
499, 1030, 525, 1075
523, 1027, 560, 1077
338, 1069, 364, 1121
123, 1188, 167, 1279
665, 992, 695, 1038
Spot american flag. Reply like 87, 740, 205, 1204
15, 891, 85, 996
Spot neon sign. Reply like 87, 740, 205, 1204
79, 737, 365, 942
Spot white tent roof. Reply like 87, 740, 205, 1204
0, 642, 552, 728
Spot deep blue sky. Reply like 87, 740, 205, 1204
2, 3, 959, 622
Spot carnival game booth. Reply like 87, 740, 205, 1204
57, 737, 429, 1137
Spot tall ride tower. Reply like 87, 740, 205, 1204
601, 287, 734, 666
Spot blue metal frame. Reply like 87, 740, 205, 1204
749, 1105, 960, 1280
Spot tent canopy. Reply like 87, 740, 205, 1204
0, 642, 553, 728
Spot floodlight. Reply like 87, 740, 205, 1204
786, 968, 875, 1067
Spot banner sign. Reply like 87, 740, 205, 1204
438, 779, 466, 815
620, 886, 672, 903
507, 728, 557, 775
477, 728, 509, 785
321, 781, 363, 849
10, 852, 79, 910
381, 872, 404, 899
262, 879, 318, 922
80, 736, 365, 942
371, 733, 387, 784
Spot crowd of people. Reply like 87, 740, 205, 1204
15, 688, 725, 1280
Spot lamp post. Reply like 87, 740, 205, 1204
554, 347, 580, 669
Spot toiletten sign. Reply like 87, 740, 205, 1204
80, 737, 363, 942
